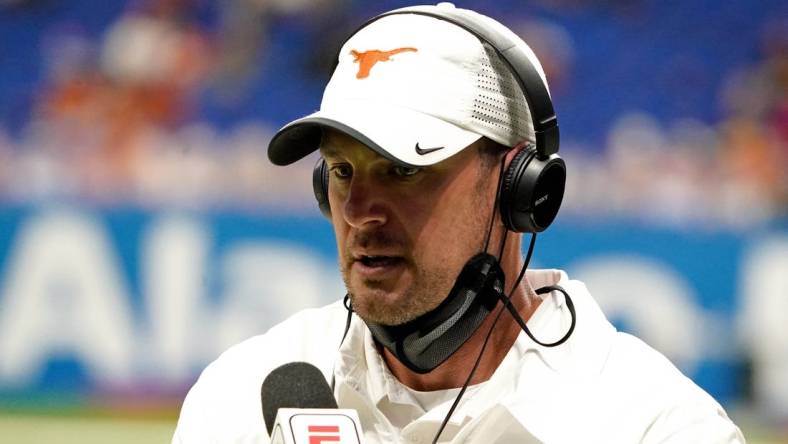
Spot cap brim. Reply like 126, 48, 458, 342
267, 101, 482, 167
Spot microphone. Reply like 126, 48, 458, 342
261, 362, 364, 444
261, 362, 338, 433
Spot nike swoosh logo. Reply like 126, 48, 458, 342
415, 143, 445, 155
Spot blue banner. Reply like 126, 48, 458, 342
0, 205, 786, 415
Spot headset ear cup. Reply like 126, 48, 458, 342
500, 148, 535, 232
312, 157, 331, 219
530, 155, 565, 231
499, 146, 566, 233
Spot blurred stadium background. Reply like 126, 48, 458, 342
0, 0, 786, 442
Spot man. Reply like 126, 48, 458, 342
173, 4, 744, 443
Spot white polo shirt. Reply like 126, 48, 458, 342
173, 269, 744, 443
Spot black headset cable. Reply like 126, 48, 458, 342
430, 231, 538, 444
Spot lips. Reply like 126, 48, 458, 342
357, 255, 404, 267
351, 253, 406, 277
347, 230, 408, 277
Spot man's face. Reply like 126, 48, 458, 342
321, 131, 497, 326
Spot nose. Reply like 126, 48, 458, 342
339, 175, 388, 228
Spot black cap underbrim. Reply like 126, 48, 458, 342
267, 116, 411, 166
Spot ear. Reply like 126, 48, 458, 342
503, 141, 532, 168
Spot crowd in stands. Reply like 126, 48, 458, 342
0, 0, 784, 228
564, 14, 787, 228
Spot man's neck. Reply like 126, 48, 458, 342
381, 284, 540, 391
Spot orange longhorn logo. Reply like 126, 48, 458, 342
350, 47, 418, 79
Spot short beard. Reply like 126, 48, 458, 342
343, 215, 490, 327
339, 229, 446, 325
344, 262, 453, 326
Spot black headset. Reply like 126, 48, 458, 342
312, 5, 566, 233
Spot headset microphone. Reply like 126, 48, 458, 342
366, 253, 504, 373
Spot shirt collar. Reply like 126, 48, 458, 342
331, 269, 615, 419
521, 269, 616, 376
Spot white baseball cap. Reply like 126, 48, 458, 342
267, 3, 550, 167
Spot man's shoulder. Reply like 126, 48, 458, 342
604, 333, 744, 442
602, 331, 700, 397
546, 273, 702, 387
510, 273, 743, 442
172, 300, 350, 443
198, 299, 350, 392
566, 282, 722, 405
218, 300, 350, 365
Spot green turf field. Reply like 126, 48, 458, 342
0, 414, 176, 444
0, 412, 785, 443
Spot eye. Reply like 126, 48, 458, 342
392, 165, 422, 177
330, 164, 352, 179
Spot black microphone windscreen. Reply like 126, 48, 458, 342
261, 361, 338, 434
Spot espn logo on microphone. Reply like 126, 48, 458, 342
307, 425, 339, 443
274, 408, 363, 444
